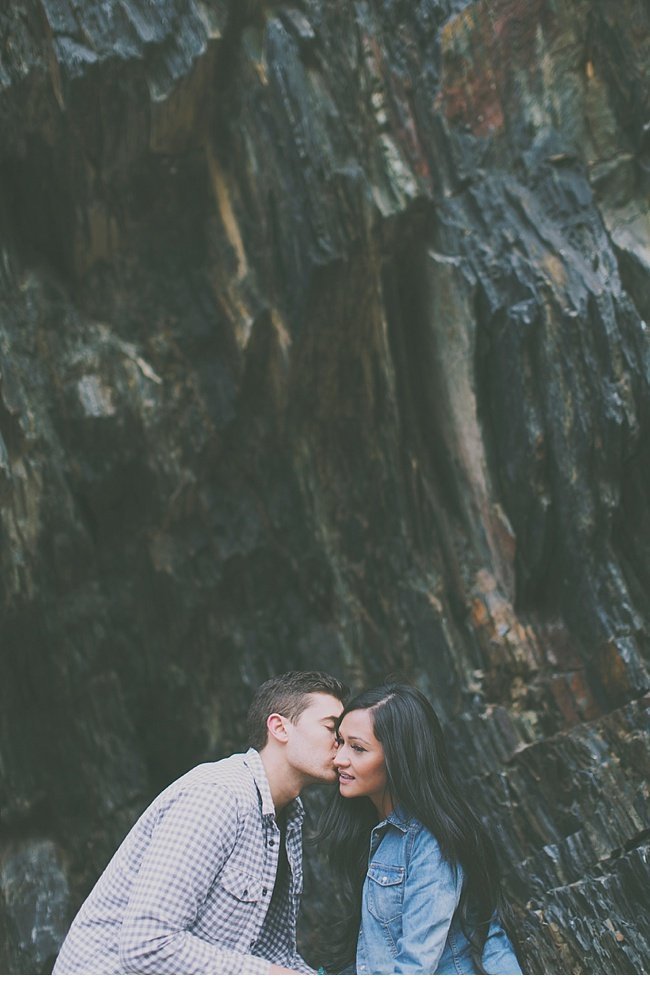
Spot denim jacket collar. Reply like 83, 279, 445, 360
369, 808, 415, 860
371, 806, 413, 836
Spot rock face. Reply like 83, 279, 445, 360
0, 0, 648, 975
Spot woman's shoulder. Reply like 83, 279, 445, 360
408, 820, 464, 890
383, 813, 462, 887
391, 812, 441, 849
410, 818, 442, 850
404, 818, 458, 866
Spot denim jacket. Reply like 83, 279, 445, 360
355, 810, 521, 975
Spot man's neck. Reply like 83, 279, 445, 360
258, 746, 303, 813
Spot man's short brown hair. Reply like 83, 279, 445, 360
246, 670, 348, 750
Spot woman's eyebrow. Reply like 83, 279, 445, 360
346, 734, 369, 744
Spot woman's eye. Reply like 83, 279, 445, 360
352, 745, 365, 753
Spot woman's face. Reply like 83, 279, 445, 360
333, 708, 391, 816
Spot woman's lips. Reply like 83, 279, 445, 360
338, 772, 354, 784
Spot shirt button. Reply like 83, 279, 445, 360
262, 887, 268, 896
269, 839, 275, 847
243, 889, 248, 896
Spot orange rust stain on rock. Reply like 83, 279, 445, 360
596, 641, 636, 701
567, 671, 601, 721
438, 79, 504, 139
437, 0, 553, 138
471, 597, 489, 627
549, 671, 601, 727
540, 252, 567, 289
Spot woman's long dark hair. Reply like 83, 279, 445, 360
319, 683, 507, 973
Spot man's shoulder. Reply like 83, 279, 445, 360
160, 751, 260, 808
169, 751, 251, 790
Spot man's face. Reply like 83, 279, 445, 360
284, 692, 344, 785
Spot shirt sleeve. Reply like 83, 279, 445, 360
393, 828, 463, 974
119, 784, 271, 975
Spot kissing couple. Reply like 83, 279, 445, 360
54, 671, 521, 975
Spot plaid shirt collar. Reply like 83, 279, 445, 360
243, 747, 305, 829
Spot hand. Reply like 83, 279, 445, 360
268, 964, 307, 975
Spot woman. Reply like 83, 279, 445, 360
319, 683, 522, 975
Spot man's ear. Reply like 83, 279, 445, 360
266, 712, 289, 744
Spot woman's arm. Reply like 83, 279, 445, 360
392, 828, 463, 974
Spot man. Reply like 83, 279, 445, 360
53, 670, 347, 975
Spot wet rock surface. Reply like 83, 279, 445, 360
0, 0, 648, 974
0, 839, 70, 974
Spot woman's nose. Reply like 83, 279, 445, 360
333, 748, 348, 767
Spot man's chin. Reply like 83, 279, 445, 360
303, 767, 340, 787
321, 767, 340, 784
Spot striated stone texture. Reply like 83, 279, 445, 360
0, 0, 648, 974
0, 839, 70, 974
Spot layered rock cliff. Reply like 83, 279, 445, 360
0, 0, 648, 974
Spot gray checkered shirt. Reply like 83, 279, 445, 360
53, 749, 315, 974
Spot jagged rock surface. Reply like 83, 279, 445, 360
0, 0, 648, 974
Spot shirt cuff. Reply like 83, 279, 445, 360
230, 954, 272, 975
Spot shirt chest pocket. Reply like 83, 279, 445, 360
366, 863, 405, 923
200, 866, 263, 942
219, 866, 263, 903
